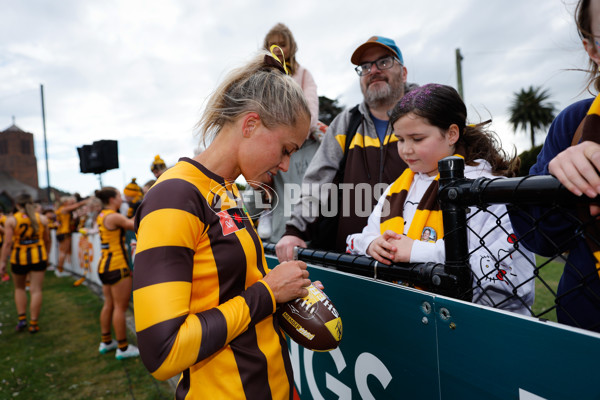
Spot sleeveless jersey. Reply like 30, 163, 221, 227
11, 211, 47, 265
96, 209, 128, 274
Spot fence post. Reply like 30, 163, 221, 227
438, 156, 472, 301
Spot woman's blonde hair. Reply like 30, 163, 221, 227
263, 23, 298, 75
196, 52, 310, 145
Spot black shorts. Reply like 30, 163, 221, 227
99, 268, 131, 285
57, 233, 71, 243
12, 261, 48, 275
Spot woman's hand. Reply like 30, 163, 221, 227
263, 260, 311, 303
366, 230, 402, 265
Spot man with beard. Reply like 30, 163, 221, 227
276, 36, 416, 260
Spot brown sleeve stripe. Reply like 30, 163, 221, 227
132, 246, 194, 290
195, 308, 227, 362
272, 316, 294, 391
175, 370, 190, 399
240, 281, 275, 323
137, 314, 187, 373
137, 178, 208, 222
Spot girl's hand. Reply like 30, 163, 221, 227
386, 235, 415, 263
366, 230, 402, 265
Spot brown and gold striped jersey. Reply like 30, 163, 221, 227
133, 158, 293, 400
11, 211, 47, 265
56, 206, 72, 235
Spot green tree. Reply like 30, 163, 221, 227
517, 144, 543, 176
319, 95, 344, 126
508, 86, 556, 148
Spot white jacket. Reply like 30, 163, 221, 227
346, 160, 535, 315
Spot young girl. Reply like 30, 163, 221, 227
255, 23, 322, 241
94, 187, 138, 359
347, 83, 535, 315
0, 194, 51, 332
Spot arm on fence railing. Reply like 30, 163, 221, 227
264, 243, 469, 300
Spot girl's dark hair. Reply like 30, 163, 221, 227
576, 0, 600, 93
94, 187, 119, 206
16, 193, 39, 234
389, 83, 519, 177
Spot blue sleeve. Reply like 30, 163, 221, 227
510, 99, 594, 256
530, 98, 593, 175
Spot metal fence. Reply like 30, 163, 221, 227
265, 156, 600, 333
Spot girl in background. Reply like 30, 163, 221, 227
254, 23, 322, 241
94, 187, 138, 359
0, 193, 51, 333
347, 83, 535, 315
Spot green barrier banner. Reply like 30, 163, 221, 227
265, 256, 600, 400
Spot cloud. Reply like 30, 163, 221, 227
0, 0, 591, 196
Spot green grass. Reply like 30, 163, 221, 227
0, 271, 173, 400
531, 255, 564, 322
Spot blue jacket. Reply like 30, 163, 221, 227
510, 98, 600, 332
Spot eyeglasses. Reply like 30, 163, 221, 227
354, 55, 400, 76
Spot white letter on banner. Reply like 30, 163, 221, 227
305, 348, 351, 400
288, 341, 302, 395
518, 389, 547, 400
325, 348, 352, 399
355, 352, 393, 400
355, 183, 372, 217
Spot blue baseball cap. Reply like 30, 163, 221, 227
351, 36, 403, 65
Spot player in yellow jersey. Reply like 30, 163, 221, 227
0, 210, 8, 282
94, 187, 138, 359
55, 196, 86, 276
0, 194, 51, 333
134, 52, 319, 399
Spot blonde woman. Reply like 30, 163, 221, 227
133, 53, 317, 398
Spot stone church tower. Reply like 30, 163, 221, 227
0, 123, 39, 190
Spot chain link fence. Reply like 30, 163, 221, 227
265, 156, 600, 333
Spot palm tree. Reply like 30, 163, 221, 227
508, 86, 556, 148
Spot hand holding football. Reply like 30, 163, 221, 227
277, 283, 342, 352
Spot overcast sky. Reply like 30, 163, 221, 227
0, 0, 590, 197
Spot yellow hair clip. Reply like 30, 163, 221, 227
268, 44, 289, 75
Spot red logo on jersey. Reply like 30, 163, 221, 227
217, 208, 247, 236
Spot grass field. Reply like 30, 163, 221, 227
0, 271, 173, 400
530, 255, 564, 322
